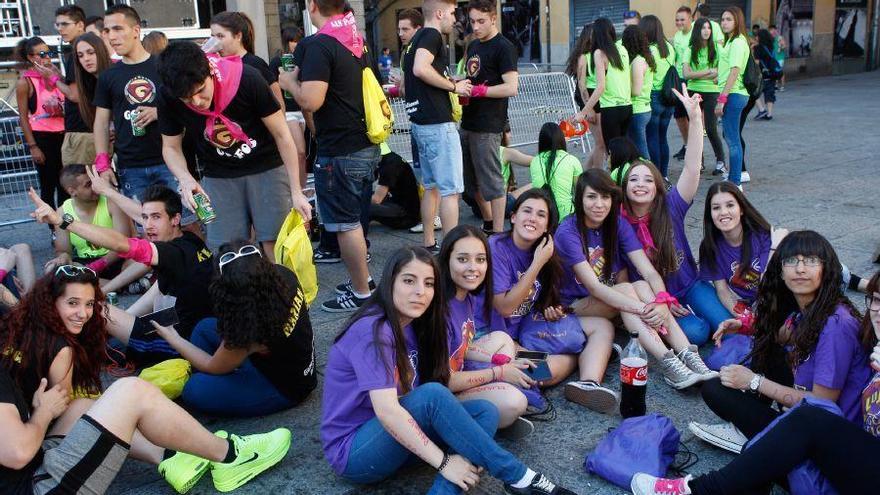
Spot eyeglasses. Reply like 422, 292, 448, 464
218, 244, 261, 274
781, 255, 823, 268
867, 294, 880, 312
55, 264, 97, 278
32, 50, 57, 58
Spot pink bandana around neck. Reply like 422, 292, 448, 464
317, 12, 364, 58
185, 53, 249, 145
620, 205, 657, 257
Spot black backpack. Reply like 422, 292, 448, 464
759, 46, 784, 80
660, 66, 683, 106
742, 54, 764, 97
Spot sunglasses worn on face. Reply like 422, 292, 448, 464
55, 264, 97, 278
33, 50, 57, 58
218, 244, 262, 274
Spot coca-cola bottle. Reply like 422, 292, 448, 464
619, 332, 648, 418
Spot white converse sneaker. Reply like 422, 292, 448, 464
660, 350, 702, 389
677, 345, 719, 382
688, 421, 747, 454
740, 171, 751, 183
564, 380, 620, 414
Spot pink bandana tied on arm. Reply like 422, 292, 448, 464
185, 53, 250, 146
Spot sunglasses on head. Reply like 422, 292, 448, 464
55, 264, 97, 278
218, 244, 262, 274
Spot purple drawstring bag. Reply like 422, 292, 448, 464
745, 397, 841, 495
706, 334, 753, 371
519, 313, 586, 355
585, 413, 680, 489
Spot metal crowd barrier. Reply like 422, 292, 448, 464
0, 113, 39, 227
385, 71, 592, 164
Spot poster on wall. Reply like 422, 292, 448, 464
834, 0, 868, 58
776, 0, 814, 58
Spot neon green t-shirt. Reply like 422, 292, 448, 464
673, 29, 692, 77
62, 197, 113, 259
649, 41, 674, 92
718, 34, 750, 97
710, 20, 725, 46
685, 46, 719, 93
529, 150, 582, 219
599, 41, 632, 108
499, 146, 511, 186
584, 52, 596, 89
631, 55, 653, 114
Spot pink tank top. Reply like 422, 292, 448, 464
23, 70, 64, 133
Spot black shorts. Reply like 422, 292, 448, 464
125, 315, 181, 367
586, 87, 602, 112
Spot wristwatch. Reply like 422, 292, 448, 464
59, 213, 74, 231
748, 373, 764, 392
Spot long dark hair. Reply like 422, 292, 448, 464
439, 225, 494, 324
73, 32, 112, 129
591, 18, 622, 71
506, 189, 563, 311
690, 18, 717, 67
862, 272, 880, 351
748, 231, 861, 374
608, 137, 640, 185
640, 15, 670, 59
699, 182, 771, 277
211, 11, 255, 54
538, 122, 567, 197
566, 24, 592, 77
336, 247, 449, 393
757, 29, 774, 50
574, 170, 622, 282
621, 160, 678, 275
622, 25, 656, 71
209, 240, 305, 349
0, 269, 106, 395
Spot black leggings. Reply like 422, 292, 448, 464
32, 131, 67, 208
599, 104, 633, 150
690, 405, 880, 495
701, 350, 793, 439
694, 92, 725, 164
738, 96, 758, 172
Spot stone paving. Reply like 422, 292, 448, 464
2, 71, 878, 494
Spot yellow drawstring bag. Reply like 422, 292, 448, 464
139, 358, 192, 399
274, 209, 318, 304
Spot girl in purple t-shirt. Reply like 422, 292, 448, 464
320, 246, 575, 494
439, 225, 534, 431
620, 86, 728, 346
632, 271, 880, 495
689, 231, 872, 456
556, 170, 716, 405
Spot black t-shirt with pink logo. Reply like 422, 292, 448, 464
460, 33, 518, 134
157, 65, 282, 179
93, 55, 164, 168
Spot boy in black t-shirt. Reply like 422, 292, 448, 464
371, 146, 421, 230
29, 184, 214, 367
156, 41, 311, 256
460, 0, 519, 235
279, 1, 378, 313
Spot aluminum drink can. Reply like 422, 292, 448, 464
281, 53, 295, 99
130, 109, 146, 137
106, 292, 119, 306
193, 192, 217, 224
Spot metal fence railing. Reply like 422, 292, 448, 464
0, 111, 39, 227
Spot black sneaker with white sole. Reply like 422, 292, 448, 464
321, 292, 370, 312
313, 248, 341, 264
563, 380, 620, 414
424, 241, 440, 256
496, 417, 535, 441
505, 473, 576, 495
335, 279, 377, 295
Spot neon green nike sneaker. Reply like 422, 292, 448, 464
158, 450, 212, 494
211, 428, 291, 493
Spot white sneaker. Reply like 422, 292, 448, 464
660, 350, 702, 389
408, 216, 441, 233
677, 345, 719, 382
688, 421, 747, 454
712, 161, 727, 176
740, 171, 751, 183
631, 473, 693, 495
564, 380, 620, 414
432, 216, 442, 230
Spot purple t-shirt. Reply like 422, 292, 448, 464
555, 215, 643, 305
447, 295, 477, 372
321, 314, 420, 475
699, 229, 771, 303
792, 305, 871, 424
490, 234, 539, 340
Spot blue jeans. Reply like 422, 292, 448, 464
646, 91, 675, 177
314, 146, 380, 232
412, 122, 464, 197
342, 382, 526, 494
676, 280, 735, 346
627, 111, 652, 160
117, 163, 196, 224
181, 318, 295, 417
721, 93, 748, 185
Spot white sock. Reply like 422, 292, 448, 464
512, 468, 537, 488
352, 291, 371, 299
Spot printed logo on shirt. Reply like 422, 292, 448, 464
282, 287, 306, 337
394, 349, 420, 393
587, 246, 616, 286
205, 118, 239, 149
862, 374, 880, 437
449, 318, 475, 372
466, 54, 481, 78
124, 76, 156, 105
729, 258, 762, 291
511, 271, 540, 317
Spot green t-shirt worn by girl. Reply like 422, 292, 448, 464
673, 29, 691, 77
650, 41, 675, 92
631, 55, 654, 114
529, 150, 582, 219
718, 34, 750, 97
685, 46, 719, 93
584, 52, 596, 90
599, 41, 632, 108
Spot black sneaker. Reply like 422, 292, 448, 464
505, 473, 576, 495
313, 249, 341, 264
753, 110, 768, 120
496, 417, 535, 441
321, 292, 369, 313
673, 145, 686, 160
424, 241, 440, 256
760, 114, 773, 121
335, 278, 377, 295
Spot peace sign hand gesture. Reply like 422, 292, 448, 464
671, 84, 702, 119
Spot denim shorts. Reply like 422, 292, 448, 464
314, 145, 380, 232
117, 163, 197, 225
411, 122, 463, 197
